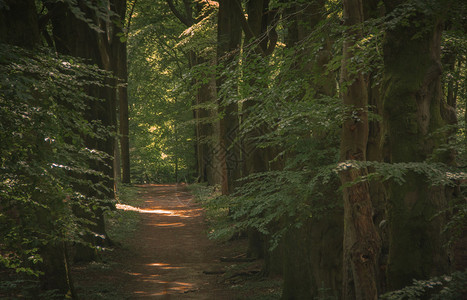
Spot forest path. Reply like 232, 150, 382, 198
112, 183, 239, 299
73, 184, 249, 300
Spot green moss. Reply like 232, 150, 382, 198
383, 18, 449, 290
105, 186, 143, 245
386, 174, 436, 289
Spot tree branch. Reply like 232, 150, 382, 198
126, 0, 138, 37
264, 9, 279, 56
232, 0, 255, 42
166, 0, 192, 27
233, 0, 280, 57
183, 0, 194, 25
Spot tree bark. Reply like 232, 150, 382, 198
195, 57, 221, 185
47, 1, 115, 261
115, 0, 131, 184
339, 0, 381, 299
382, 1, 450, 290
217, 0, 242, 195
280, 2, 343, 299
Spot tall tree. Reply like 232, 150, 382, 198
279, 1, 343, 299
115, 0, 131, 184
238, 0, 278, 180
339, 0, 381, 298
46, 0, 116, 261
382, 0, 451, 290
217, 0, 242, 194
232, 0, 279, 263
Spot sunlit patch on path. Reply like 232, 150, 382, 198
113, 184, 236, 298
147, 262, 185, 270
116, 204, 175, 215
115, 203, 199, 218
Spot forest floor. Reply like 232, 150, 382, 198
72, 184, 282, 299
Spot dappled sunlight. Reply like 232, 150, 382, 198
147, 263, 168, 267
110, 185, 223, 297
135, 184, 179, 187
116, 203, 171, 214
149, 222, 185, 227
130, 272, 195, 296
147, 262, 185, 270
116, 203, 194, 218
145, 280, 195, 295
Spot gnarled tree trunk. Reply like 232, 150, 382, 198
382, 1, 450, 290
281, 1, 343, 299
339, 0, 381, 299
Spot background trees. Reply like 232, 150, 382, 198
126, 0, 197, 183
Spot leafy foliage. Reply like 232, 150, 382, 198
196, 2, 346, 248
381, 270, 467, 300
0, 43, 113, 278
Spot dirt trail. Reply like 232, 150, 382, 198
112, 184, 239, 299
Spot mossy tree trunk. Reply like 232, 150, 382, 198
382, 1, 450, 290
339, 0, 381, 299
280, 1, 343, 299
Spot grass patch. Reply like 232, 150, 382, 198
74, 184, 144, 299
106, 185, 144, 245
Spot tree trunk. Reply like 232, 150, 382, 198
382, 1, 450, 290
118, 38, 131, 184
280, 2, 343, 298
339, 0, 381, 299
217, 0, 242, 195
47, 1, 115, 261
195, 57, 222, 185
361, 0, 388, 293
241, 0, 272, 262
114, 0, 131, 184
